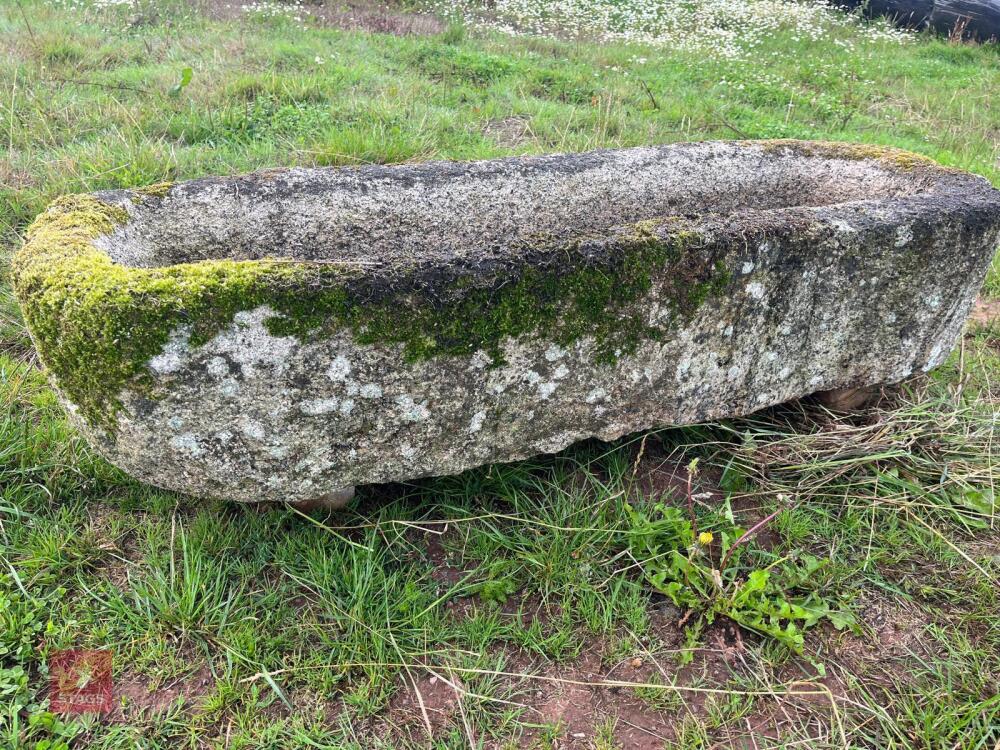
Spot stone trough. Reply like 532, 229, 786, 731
13, 140, 1000, 507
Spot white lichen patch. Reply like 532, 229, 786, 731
327, 355, 352, 382
359, 383, 382, 399
537, 381, 559, 399
266, 444, 291, 460
545, 343, 567, 361
395, 394, 430, 422
149, 327, 191, 375
468, 410, 487, 433
895, 224, 913, 247
586, 387, 608, 403
169, 432, 204, 457
219, 379, 240, 398
469, 350, 492, 369
300, 398, 340, 416
206, 306, 296, 379
238, 416, 267, 441
206, 357, 230, 378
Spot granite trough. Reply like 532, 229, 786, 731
13, 140, 1000, 506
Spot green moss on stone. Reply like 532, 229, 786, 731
750, 139, 944, 172
12, 195, 344, 431
686, 260, 733, 312
12, 196, 730, 433
132, 181, 175, 199
267, 218, 725, 365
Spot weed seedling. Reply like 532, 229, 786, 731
627, 461, 855, 661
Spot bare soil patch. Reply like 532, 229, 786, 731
482, 116, 535, 149
111, 665, 214, 720
0, 160, 36, 190
970, 296, 1000, 327
372, 638, 731, 749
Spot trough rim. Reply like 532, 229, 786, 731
12, 139, 1000, 434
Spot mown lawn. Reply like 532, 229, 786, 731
1, 1, 999, 748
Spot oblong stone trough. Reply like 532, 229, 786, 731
13, 140, 1000, 506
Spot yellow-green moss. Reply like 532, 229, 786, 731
12, 195, 730, 432
12, 195, 344, 431
749, 139, 943, 172
131, 181, 175, 199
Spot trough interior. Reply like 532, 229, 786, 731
101, 146, 938, 269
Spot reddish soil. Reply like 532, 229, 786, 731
969, 296, 1000, 328
111, 665, 214, 720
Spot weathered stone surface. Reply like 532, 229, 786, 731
13, 140, 1000, 503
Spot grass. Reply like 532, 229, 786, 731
1, 0, 999, 747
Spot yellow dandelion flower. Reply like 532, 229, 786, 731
698, 531, 714, 546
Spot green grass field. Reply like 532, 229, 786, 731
1, 1, 999, 747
